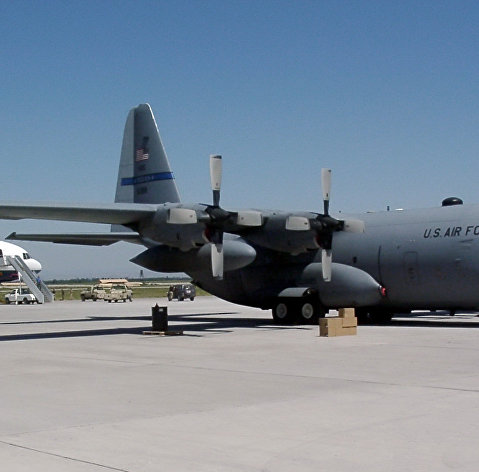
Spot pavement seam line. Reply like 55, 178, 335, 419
0, 439, 131, 472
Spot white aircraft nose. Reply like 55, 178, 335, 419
26, 258, 42, 272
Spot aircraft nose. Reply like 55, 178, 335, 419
27, 259, 42, 272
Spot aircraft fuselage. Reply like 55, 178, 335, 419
189, 203, 479, 313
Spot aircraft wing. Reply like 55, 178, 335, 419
0, 202, 157, 224
6, 232, 143, 246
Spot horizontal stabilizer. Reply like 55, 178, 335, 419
7, 232, 143, 246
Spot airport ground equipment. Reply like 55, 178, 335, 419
5, 255, 53, 303
152, 304, 168, 331
80, 284, 107, 301
167, 283, 196, 301
5, 287, 38, 304
104, 284, 132, 302
143, 304, 183, 336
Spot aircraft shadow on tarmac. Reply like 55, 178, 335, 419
388, 311, 479, 329
0, 311, 308, 342
1, 310, 478, 342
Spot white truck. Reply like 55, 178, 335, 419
5, 288, 38, 304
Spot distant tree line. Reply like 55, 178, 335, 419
45, 276, 191, 284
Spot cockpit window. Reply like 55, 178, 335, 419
23, 253, 31, 260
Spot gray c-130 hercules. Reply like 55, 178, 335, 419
2, 104, 479, 323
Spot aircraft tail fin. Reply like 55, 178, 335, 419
114, 103, 181, 205
112, 104, 180, 231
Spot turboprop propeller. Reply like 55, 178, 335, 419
166, 155, 262, 279
285, 168, 365, 282
319, 168, 334, 282
206, 155, 227, 278
205, 155, 268, 279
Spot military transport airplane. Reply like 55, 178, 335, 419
1, 104, 478, 323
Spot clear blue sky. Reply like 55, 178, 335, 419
2, 0, 479, 278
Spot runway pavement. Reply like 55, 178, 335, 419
1, 296, 479, 471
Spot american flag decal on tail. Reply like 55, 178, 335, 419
135, 148, 149, 162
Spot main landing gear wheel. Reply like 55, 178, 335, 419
298, 300, 323, 325
272, 298, 324, 325
272, 301, 295, 324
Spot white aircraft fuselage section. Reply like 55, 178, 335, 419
0, 241, 42, 282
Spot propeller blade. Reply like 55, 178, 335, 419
321, 168, 331, 216
321, 248, 332, 282
210, 154, 222, 207
236, 210, 263, 227
167, 208, 198, 224
285, 216, 311, 231
343, 218, 365, 233
211, 242, 224, 279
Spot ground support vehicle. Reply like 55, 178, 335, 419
5, 288, 38, 304
80, 285, 106, 301
104, 284, 133, 303
167, 284, 196, 301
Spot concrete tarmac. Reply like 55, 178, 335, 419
1, 297, 479, 471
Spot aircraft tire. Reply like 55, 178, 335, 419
272, 300, 295, 324
298, 300, 323, 325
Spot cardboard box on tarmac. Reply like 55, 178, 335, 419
319, 309, 358, 337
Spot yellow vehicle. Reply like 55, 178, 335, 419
80, 284, 106, 301
104, 284, 133, 303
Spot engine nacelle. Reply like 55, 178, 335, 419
138, 205, 208, 250
245, 214, 319, 255
130, 239, 256, 274
300, 262, 383, 307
